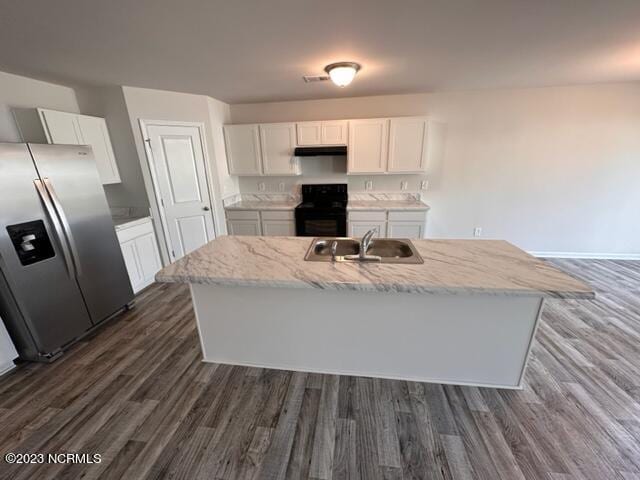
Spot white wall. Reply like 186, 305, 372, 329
231, 84, 640, 256
207, 97, 239, 199
75, 86, 150, 211
0, 71, 80, 142
121, 86, 232, 262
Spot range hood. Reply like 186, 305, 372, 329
294, 146, 347, 157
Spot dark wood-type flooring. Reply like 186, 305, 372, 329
0, 259, 639, 479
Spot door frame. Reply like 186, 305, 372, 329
139, 119, 217, 263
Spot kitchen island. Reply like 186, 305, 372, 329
157, 236, 593, 388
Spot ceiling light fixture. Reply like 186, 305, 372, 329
324, 62, 361, 87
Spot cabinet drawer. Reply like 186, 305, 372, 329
261, 210, 295, 221
387, 211, 427, 222
226, 210, 260, 221
348, 210, 387, 222
116, 219, 154, 243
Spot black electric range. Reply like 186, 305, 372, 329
295, 184, 348, 237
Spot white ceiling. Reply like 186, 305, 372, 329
1, 0, 640, 104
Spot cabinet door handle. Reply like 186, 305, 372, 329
203, 206, 210, 211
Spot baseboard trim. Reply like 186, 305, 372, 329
529, 251, 640, 260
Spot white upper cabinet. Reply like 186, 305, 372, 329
13, 108, 121, 185
40, 109, 83, 145
321, 120, 348, 145
347, 118, 389, 174
222, 116, 441, 176
223, 124, 262, 175
296, 120, 348, 146
259, 123, 299, 175
388, 117, 429, 173
75, 115, 121, 184
296, 122, 322, 146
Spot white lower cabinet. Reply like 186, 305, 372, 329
224, 208, 427, 239
349, 211, 387, 237
116, 218, 162, 294
227, 220, 263, 235
226, 210, 295, 236
387, 222, 424, 239
349, 221, 387, 237
226, 210, 262, 235
349, 210, 427, 239
261, 211, 295, 236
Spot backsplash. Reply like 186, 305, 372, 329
222, 193, 299, 206
222, 192, 422, 206
349, 192, 422, 201
110, 206, 152, 219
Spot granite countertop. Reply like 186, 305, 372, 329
347, 200, 430, 211
224, 201, 299, 211
113, 216, 151, 230
156, 236, 594, 299
224, 199, 430, 211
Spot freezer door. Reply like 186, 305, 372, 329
0, 143, 93, 355
28, 144, 133, 324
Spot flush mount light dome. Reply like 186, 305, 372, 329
324, 62, 361, 87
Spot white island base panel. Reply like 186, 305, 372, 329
190, 284, 544, 389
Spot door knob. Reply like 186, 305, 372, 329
203, 206, 210, 211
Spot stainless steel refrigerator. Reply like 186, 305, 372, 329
0, 143, 134, 362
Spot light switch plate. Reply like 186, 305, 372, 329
400, 181, 408, 190
258, 182, 266, 192
365, 180, 373, 190
421, 180, 429, 190
474, 227, 482, 237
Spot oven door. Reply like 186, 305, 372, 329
295, 211, 347, 237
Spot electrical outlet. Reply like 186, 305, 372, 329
421, 180, 429, 191
258, 182, 266, 192
365, 180, 373, 191
278, 182, 285, 192
400, 181, 408, 191
474, 227, 482, 237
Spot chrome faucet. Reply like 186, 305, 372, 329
359, 228, 377, 259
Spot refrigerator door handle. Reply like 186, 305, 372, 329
33, 179, 76, 280
42, 178, 83, 278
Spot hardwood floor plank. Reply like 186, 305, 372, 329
332, 418, 358, 480
407, 381, 450, 480
440, 434, 474, 480
372, 378, 402, 469
309, 374, 340, 479
354, 377, 382, 479
255, 372, 307, 480
285, 387, 321, 480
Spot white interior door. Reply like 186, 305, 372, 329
145, 123, 215, 261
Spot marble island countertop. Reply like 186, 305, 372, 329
156, 236, 594, 299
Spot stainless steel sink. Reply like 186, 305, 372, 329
304, 238, 424, 264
